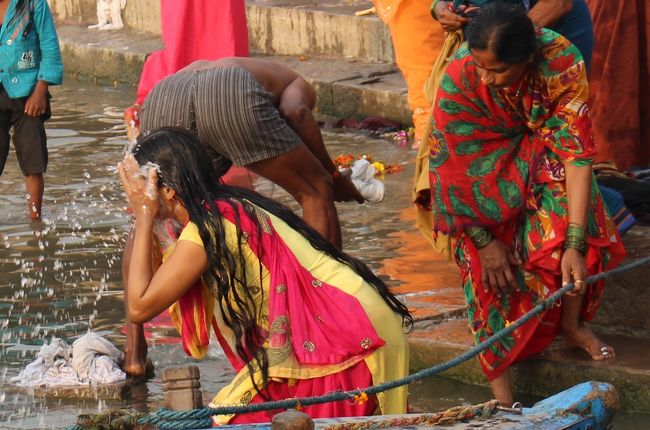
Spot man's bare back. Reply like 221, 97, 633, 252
180, 58, 300, 105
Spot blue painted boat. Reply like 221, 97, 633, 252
215, 381, 617, 430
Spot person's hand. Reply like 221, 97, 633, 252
333, 173, 365, 203
561, 248, 588, 295
118, 153, 160, 222
24, 86, 48, 117
478, 239, 520, 295
434, 1, 470, 32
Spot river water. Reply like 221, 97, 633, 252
0, 81, 646, 429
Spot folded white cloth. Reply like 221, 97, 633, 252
10, 333, 126, 387
348, 159, 385, 203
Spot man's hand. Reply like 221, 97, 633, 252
333, 174, 365, 203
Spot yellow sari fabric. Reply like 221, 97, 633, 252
166, 208, 408, 424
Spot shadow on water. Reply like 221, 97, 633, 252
0, 81, 646, 429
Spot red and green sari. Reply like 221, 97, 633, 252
428, 29, 626, 380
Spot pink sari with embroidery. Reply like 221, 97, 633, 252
168, 200, 408, 424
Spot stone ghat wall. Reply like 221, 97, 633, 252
47, 0, 162, 34
46, 0, 395, 64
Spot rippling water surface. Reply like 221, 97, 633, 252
0, 81, 645, 429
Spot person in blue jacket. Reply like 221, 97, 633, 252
0, 0, 63, 220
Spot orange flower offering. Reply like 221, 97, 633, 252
333, 154, 403, 175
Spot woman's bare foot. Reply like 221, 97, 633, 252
564, 326, 615, 361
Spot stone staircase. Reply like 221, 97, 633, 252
48, 0, 650, 413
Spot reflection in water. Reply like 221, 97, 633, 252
0, 81, 646, 429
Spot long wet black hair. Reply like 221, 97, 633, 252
465, 3, 538, 64
132, 127, 413, 388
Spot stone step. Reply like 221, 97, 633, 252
246, 0, 394, 63
409, 319, 650, 413
49, 0, 394, 63
55, 23, 410, 124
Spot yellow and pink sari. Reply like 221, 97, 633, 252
165, 200, 408, 425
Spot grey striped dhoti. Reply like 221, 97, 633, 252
140, 66, 301, 172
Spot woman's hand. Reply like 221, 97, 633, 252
561, 248, 588, 295
118, 153, 160, 222
478, 239, 520, 295
434, 1, 470, 32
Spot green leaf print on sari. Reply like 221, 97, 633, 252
467, 148, 510, 177
472, 182, 502, 222
488, 305, 515, 354
450, 186, 477, 218
540, 185, 568, 217
497, 177, 523, 209
455, 140, 483, 156
514, 154, 530, 182
439, 98, 482, 117
445, 120, 485, 137
440, 74, 460, 96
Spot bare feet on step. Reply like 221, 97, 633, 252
564, 325, 615, 361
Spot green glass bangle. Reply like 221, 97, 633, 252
467, 226, 493, 249
564, 237, 587, 255
431, 0, 441, 20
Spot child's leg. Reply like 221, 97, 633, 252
12, 100, 49, 220
25, 173, 44, 220
0, 117, 10, 177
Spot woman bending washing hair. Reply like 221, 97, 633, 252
118, 127, 411, 425
425, 4, 625, 406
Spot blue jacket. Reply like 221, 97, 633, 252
0, 0, 63, 98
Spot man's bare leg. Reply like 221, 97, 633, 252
25, 173, 44, 220
248, 144, 342, 248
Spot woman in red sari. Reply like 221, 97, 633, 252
118, 128, 411, 424
425, 4, 625, 405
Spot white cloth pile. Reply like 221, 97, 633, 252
346, 159, 385, 203
10, 332, 126, 387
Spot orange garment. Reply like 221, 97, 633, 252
374, 0, 444, 147
587, 0, 650, 170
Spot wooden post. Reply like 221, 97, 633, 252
162, 365, 203, 411
271, 410, 315, 430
